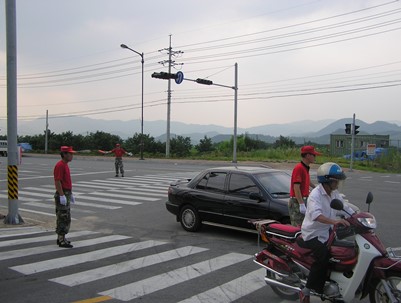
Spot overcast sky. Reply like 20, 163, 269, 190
1, 0, 401, 133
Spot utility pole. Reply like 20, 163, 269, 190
350, 113, 356, 172
166, 35, 172, 158
158, 35, 183, 158
233, 63, 238, 163
5, 0, 23, 224
45, 110, 49, 154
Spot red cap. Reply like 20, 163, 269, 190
60, 146, 76, 153
301, 145, 321, 156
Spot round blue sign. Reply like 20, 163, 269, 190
175, 71, 184, 84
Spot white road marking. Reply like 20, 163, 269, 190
51, 246, 208, 286
0, 230, 97, 247
0, 235, 130, 261
99, 252, 250, 301
177, 268, 266, 303
10, 240, 167, 275
89, 191, 158, 201
75, 195, 142, 206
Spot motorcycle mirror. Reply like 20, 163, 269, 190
366, 192, 373, 212
330, 199, 344, 210
366, 192, 373, 204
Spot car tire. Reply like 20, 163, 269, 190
179, 205, 201, 232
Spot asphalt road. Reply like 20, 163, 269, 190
0, 155, 400, 303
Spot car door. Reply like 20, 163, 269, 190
224, 173, 269, 228
188, 171, 227, 223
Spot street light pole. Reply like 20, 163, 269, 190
120, 43, 144, 160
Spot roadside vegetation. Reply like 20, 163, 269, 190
2, 131, 400, 173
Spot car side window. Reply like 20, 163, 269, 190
195, 172, 226, 192
228, 173, 260, 198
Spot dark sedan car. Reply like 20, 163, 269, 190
166, 166, 291, 232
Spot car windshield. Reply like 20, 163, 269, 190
255, 172, 290, 197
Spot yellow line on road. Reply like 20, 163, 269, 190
71, 296, 112, 303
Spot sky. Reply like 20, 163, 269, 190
1, 0, 401, 134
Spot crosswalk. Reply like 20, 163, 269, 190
0, 228, 269, 302
0, 172, 197, 218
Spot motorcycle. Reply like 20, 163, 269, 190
253, 192, 401, 302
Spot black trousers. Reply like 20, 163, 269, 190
303, 236, 330, 294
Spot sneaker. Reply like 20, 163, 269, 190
121, 174, 124, 177
299, 291, 310, 303
115, 174, 119, 177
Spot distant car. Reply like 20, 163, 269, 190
166, 166, 292, 232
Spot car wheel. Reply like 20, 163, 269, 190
179, 205, 201, 232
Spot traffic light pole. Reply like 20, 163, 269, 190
151, 63, 239, 163
350, 113, 356, 172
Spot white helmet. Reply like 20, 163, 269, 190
317, 162, 346, 184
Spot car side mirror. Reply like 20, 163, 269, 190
249, 192, 264, 202
330, 199, 344, 211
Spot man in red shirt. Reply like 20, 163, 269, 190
54, 146, 75, 248
288, 145, 321, 226
107, 143, 128, 177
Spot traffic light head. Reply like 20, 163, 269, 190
354, 125, 360, 135
196, 78, 213, 85
345, 124, 351, 134
151, 72, 177, 80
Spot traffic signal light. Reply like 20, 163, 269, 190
196, 78, 213, 85
354, 125, 360, 135
151, 72, 177, 80
345, 124, 351, 134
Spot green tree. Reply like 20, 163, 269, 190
170, 136, 192, 157
86, 131, 122, 150
125, 133, 164, 155
274, 135, 295, 148
195, 136, 214, 153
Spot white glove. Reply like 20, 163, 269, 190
299, 203, 306, 215
127, 152, 133, 156
59, 195, 67, 206
70, 194, 75, 204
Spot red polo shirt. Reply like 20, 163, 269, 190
54, 160, 72, 190
290, 161, 310, 197
111, 147, 127, 158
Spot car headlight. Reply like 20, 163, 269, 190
357, 216, 377, 229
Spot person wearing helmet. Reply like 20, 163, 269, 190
288, 146, 321, 227
299, 162, 353, 303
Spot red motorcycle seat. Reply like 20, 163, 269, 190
266, 223, 302, 239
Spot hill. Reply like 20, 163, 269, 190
1, 117, 400, 145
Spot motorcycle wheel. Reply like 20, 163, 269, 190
266, 270, 299, 301
369, 274, 401, 303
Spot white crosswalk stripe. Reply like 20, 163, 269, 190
50, 246, 209, 286
0, 229, 268, 303
0, 235, 130, 261
177, 268, 266, 303
11, 172, 196, 218
99, 253, 251, 301
11, 240, 167, 275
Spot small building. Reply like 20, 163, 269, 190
330, 134, 390, 157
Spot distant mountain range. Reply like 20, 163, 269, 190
1, 117, 401, 145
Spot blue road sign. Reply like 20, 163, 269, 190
175, 71, 184, 84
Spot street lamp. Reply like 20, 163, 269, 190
120, 43, 144, 160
